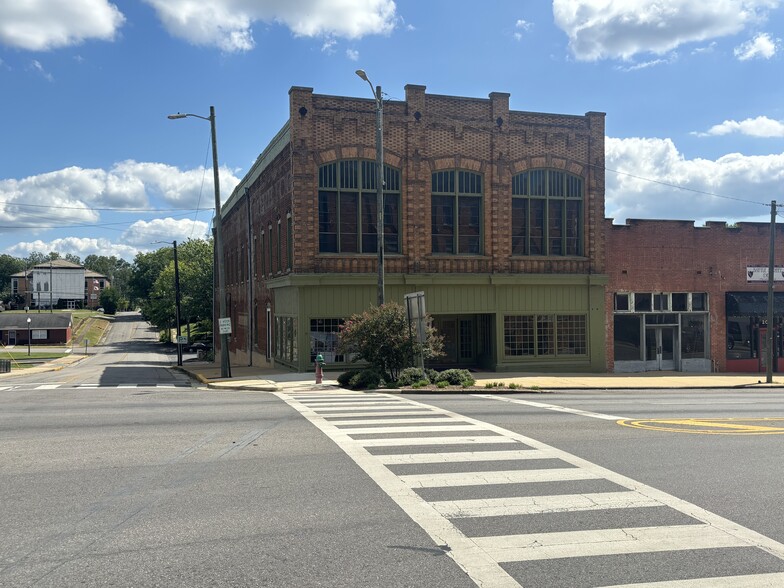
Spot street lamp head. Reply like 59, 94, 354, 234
167, 113, 187, 120
355, 69, 369, 82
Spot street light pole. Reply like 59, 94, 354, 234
173, 240, 182, 367
355, 69, 385, 306
27, 316, 31, 356
168, 106, 231, 378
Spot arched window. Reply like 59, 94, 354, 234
512, 169, 583, 256
318, 160, 401, 254
431, 170, 482, 254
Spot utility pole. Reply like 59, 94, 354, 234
767, 200, 776, 384
174, 240, 182, 367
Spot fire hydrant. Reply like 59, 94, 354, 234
315, 353, 325, 384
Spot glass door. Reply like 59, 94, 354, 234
645, 327, 676, 370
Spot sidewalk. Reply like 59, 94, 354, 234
175, 360, 784, 392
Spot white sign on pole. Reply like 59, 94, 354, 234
218, 317, 232, 335
404, 291, 427, 343
177, 335, 188, 345
747, 266, 784, 283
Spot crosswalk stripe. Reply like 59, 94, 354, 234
305, 401, 406, 409
298, 397, 397, 404
329, 417, 456, 426
602, 572, 784, 587
377, 449, 547, 465
321, 410, 439, 418
431, 490, 662, 518
400, 467, 599, 488
35, 384, 60, 389
341, 424, 483, 435
472, 524, 748, 562
359, 435, 519, 447
117, 385, 137, 389
313, 404, 427, 413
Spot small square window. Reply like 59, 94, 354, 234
672, 293, 688, 311
692, 293, 707, 311
654, 294, 669, 311
635, 293, 652, 312
614, 293, 629, 311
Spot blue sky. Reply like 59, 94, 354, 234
2, 0, 784, 261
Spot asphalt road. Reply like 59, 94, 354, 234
3, 319, 784, 587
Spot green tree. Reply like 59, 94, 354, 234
64, 253, 82, 265
129, 248, 173, 308
84, 255, 132, 303
0, 254, 24, 292
99, 287, 122, 315
24, 252, 47, 267
178, 239, 213, 323
338, 302, 444, 382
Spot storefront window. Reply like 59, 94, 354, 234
727, 317, 753, 360
681, 314, 706, 359
614, 315, 641, 360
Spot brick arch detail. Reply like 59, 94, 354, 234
510, 156, 585, 178
313, 148, 403, 170
428, 156, 486, 174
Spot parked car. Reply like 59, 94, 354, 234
184, 340, 213, 353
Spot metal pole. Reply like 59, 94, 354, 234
27, 317, 31, 356
767, 200, 776, 383
210, 106, 231, 378
173, 240, 182, 367
375, 85, 385, 306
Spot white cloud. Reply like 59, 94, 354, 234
693, 115, 784, 137
8, 237, 140, 261
616, 54, 677, 71
346, 48, 359, 61
321, 38, 337, 54
734, 32, 779, 59
606, 136, 784, 223
143, 0, 397, 53
0, 161, 241, 228
29, 60, 54, 82
122, 218, 210, 245
0, 0, 125, 51
553, 0, 779, 61
514, 19, 533, 41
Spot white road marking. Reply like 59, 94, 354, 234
277, 391, 784, 587
378, 449, 547, 465
312, 404, 422, 412
473, 524, 747, 562
476, 393, 628, 420
321, 410, 441, 418
400, 468, 600, 488
329, 417, 456, 426
340, 424, 483, 435
431, 490, 663, 518
117, 385, 137, 389
359, 435, 520, 447
34, 384, 60, 390
276, 391, 523, 588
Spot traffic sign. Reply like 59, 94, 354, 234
218, 318, 232, 335
177, 336, 188, 345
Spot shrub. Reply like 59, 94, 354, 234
348, 369, 383, 390
426, 368, 440, 383
337, 369, 362, 388
508, 382, 518, 389
435, 368, 475, 386
338, 302, 444, 382
436, 380, 449, 388
412, 380, 428, 389
397, 367, 429, 387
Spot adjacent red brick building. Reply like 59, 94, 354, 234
607, 219, 784, 374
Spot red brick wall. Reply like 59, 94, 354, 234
606, 219, 784, 371
287, 85, 605, 276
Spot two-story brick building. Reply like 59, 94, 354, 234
219, 84, 608, 372
10, 260, 110, 310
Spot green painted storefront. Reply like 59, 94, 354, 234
267, 273, 607, 373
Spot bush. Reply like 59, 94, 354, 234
338, 302, 444, 382
348, 369, 383, 390
434, 368, 475, 386
436, 380, 449, 388
397, 367, 429, 387
337, 369, 362, 388
426, 368, 440, 383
